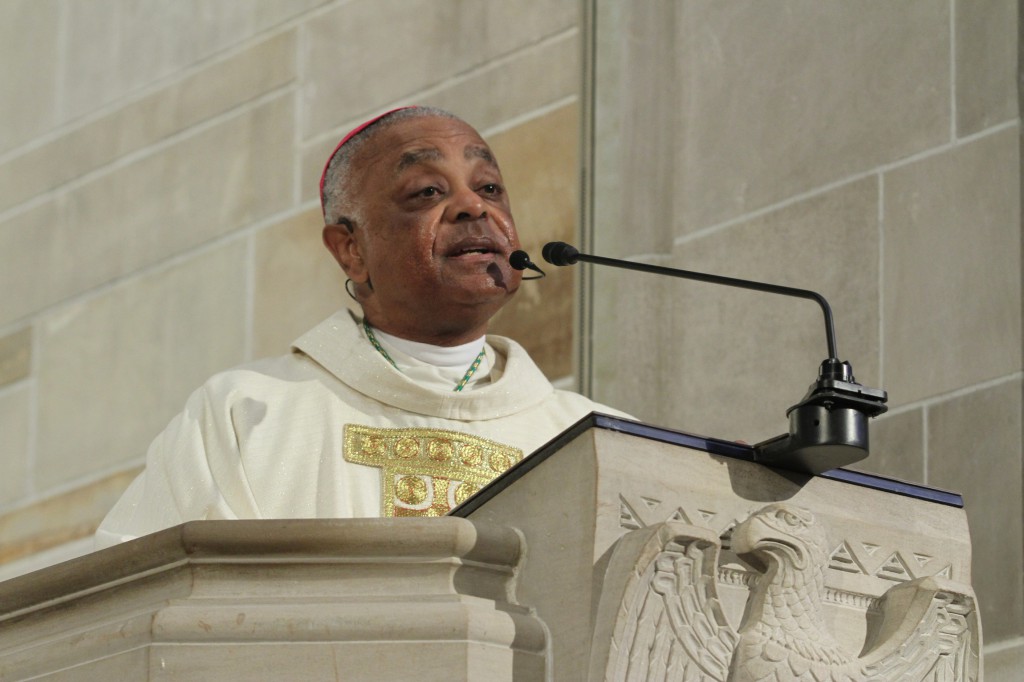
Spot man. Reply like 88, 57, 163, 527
96, 107, 626, 548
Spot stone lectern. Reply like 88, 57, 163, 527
455, 414, 980, 681
0, 414, 979, 681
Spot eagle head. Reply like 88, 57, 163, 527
730, 503, 829, 572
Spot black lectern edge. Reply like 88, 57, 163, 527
450, 413, 963, 518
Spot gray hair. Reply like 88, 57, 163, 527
321, 106, 461, 226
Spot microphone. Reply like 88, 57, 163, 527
541, 241, 579, 266
509, 250, 546, 280
541, 241, 888, 475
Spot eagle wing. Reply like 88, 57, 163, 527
860, 576, 980, 681
590, 522, 738, 682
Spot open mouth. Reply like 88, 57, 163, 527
755, 537, 805, 567
445, 237, 501, 259
760, 537, 801, 554
450, 247, 495, 256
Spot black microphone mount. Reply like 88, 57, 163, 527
541, 241, 888, 475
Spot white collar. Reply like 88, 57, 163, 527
371, 327, 486, 368
292, 310, 554, 420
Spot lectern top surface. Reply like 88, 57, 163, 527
451, 413, 963, 517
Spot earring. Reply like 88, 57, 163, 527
345, 279, 358, 301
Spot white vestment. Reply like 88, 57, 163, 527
96, 311, 626, 548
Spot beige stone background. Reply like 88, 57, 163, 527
0, 0, 580, 568
587, 1, 1022, 677
0, 0, 1019, 677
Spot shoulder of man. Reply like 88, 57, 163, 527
192, 351, 330, 406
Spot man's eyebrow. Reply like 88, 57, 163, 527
465, 145, 497, 167
396, 148, 443, 171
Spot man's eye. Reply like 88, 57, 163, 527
418, 186, 441, 198
480, 183, 503, 195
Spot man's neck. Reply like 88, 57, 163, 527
371, 326, 485, 368
361, 313, 489, 347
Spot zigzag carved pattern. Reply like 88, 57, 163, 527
828, 541, 953, 582
618, 493, 955, 583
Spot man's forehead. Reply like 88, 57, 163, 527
396, 144, 497, 172
357, 117, 498, 170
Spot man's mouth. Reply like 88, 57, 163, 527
451, 247, 494, 256
445, 238, 502, 259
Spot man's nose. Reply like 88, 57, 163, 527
446, 185, 487, 222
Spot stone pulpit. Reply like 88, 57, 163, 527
0, 414, 980, 680
457, 414, 981, 681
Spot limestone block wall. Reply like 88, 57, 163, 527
586, 1, 1022, 677
2, 0, 1020, 678
0, 0, 581, 574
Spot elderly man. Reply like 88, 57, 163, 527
96, 107, 624, 547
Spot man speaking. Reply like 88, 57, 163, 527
96, 107, 625, 547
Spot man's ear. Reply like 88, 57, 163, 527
323, 222, 369, 283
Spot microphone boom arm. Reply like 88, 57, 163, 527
545, 242, 838, 359
542, 241, 887, 475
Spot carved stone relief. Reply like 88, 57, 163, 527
593, 502, 979, 681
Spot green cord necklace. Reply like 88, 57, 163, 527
363, 319, 486, 393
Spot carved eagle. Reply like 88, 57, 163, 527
592, 503, 979, 682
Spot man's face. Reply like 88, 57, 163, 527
335, 116, 522, 342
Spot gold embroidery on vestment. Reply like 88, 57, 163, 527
343, 425, 523, 517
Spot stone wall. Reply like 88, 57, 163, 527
0, 0, 581, 572
587, 1, 1022, 677
1, 0, 1020, 677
